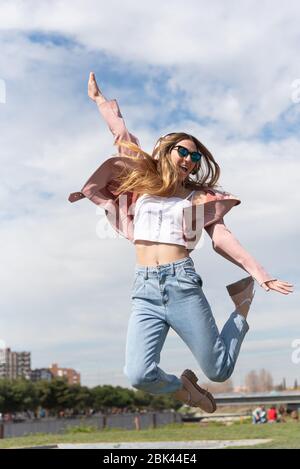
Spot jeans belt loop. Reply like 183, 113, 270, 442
144, 267, 148, 280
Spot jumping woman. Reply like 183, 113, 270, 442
69, 72, 294, 413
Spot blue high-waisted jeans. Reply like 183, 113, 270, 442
123, 256, 249, 394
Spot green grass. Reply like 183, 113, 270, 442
0, 419, 299, 449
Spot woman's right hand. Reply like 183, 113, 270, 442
88, 72, 105, 102
262, 279, 294, 294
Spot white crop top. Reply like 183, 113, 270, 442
133, 190, 196, 247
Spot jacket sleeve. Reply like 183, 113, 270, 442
204, 218, 277, 289
95, 98, 141, 157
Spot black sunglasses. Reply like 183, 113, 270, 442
173, 145, 203, 163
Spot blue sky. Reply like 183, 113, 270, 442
0, 0, 299, 390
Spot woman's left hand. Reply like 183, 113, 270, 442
262, 279, 294, 294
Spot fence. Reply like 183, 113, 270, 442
0, 411, 182, 439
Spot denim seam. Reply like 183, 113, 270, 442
143, 322, 168, 383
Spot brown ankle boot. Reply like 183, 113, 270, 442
173, 369, 217, 414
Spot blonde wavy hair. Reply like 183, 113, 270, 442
113, 132, 221, 198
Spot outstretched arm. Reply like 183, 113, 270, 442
205, 218, 293, 294
88, 72, 140, 156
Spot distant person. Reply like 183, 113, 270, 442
267, 406, 277, 423
252, 406, 262, 424
291, 409, 299, 420
260, 406, 267, 423
278, 405, 286, 423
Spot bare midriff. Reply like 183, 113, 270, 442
135, 241, 189, 266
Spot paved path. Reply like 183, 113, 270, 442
57, 439, 271, 449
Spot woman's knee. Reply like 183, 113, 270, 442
204, 365, 234, 383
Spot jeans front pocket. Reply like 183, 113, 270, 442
130, 273, 145, 299
181, 265, 203, 288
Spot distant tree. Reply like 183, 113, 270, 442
244, 369, 273, 392
149, 394, 175, 411
68, 384, 93, 414
245, 370, 260, 392
133, 389, 152, 408
282, 377, 286, 390
112, 386, 136, 410
91, 385, 135, 413
0, 379, 18, 413
294, 379, 298, 390
201, 378, 234, 394
259, 369, 273, 392
14, 379, 39, 412
35, 378, 71, 415
0, 379, 38, 413
0, 379, 183, 415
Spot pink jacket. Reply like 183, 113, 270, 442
68, 98, 276, 289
